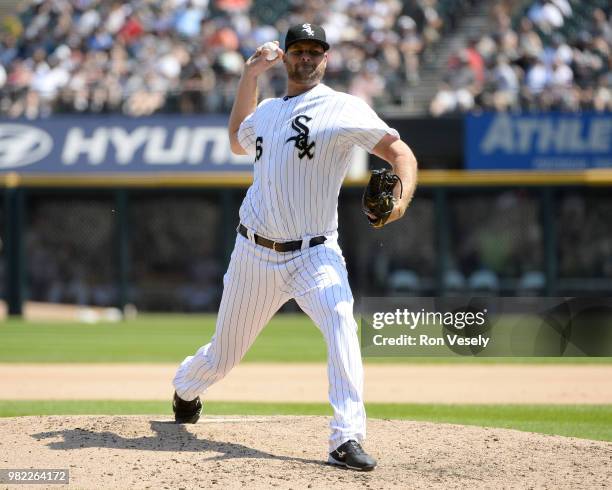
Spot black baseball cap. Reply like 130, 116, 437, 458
284, 23, 330, 51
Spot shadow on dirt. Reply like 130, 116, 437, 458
32, 420, 326, 466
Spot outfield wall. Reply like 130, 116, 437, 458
3, 184, 612, 315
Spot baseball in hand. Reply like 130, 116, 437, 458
261, 42, 279, 61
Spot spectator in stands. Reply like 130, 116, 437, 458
489, 54, 520, 111
550, 55, 572, 88
465, 37, 485, 85
527, 0, 566, 35
542, 33, 572, 67
518, 17, 543, 60
397, 16, 423, 86
525, 57, 549, 95
591, 8, 612, 45
349, 59, 385, 105
593, 74, 612, 112
421, 0, 444, 47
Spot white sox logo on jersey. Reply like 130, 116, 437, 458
302, 24, 315, 36
286, 115, 315, 159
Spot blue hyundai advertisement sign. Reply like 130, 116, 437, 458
465, 112, 612, 170
0, 116, 253, 174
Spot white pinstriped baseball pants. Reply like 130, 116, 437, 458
173, 231, 365, 451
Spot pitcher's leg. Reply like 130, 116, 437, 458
294, 245, 366, 452
174, 237, 288, 400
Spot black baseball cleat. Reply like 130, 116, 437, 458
172, 391, 202, 424
328, 440, 377, 471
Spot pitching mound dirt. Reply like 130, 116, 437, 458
1, 416, 610, 489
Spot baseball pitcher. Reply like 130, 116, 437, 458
173, 23, 418, 471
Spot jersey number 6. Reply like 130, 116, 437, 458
255, 137, 263, 161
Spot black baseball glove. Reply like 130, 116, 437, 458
362, 169, 402, 228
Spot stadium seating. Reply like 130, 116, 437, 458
0, 0, 480, 116
430, 0, 611, 115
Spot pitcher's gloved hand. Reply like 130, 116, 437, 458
362, 169, 403, 228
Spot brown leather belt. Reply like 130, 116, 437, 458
238, 224, 326, 252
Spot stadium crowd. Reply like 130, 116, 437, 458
430, 0, 612, 115
0, 0, 475, 117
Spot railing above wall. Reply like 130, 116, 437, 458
3, 169, 612, 188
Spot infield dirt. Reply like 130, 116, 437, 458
1, 415, 610, 489
1, 364, 611, 403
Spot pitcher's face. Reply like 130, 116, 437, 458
284, 41, 328, 84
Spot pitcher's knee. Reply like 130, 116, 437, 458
324, 303, 358, 332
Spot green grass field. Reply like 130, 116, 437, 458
1, 314, 610, 363
1, 313, 611, 444
0, 401, 610, 442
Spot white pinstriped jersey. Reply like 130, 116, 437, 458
237, 83, 399, 241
